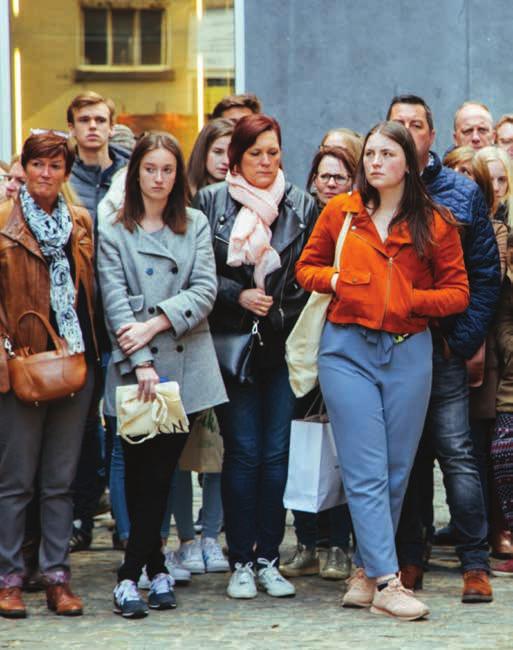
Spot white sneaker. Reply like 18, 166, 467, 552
371, 577, 429, 621
137, 566, 151, 590
257, 558, 296, 598
201, 537, 229, 573
177, 539, 205, 574
227, 562, 257, 599
164, 548, 192, 584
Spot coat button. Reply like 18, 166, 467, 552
148, 307, 155, 314
185, 310, 192, 317
146, 268, 154, 276
171, 267, 178, 274
351, 225, 356, 230
151, 346, 158, 354
176, 345, 184, 352
219, 216, 226, 224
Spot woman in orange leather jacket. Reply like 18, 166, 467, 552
295, 121, 469, 621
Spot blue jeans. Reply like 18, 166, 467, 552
217, 363, 296, 570
397, 344, 489, 572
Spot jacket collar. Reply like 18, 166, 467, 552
421, 150, 442, 184
72, 145, 129, 182
134, 224, 178, 263
351, 204, 413, 258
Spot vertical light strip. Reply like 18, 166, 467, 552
0, 0, 13, 159
234, 0, 245, 93
196, 0, 203, 21
13, 48, 22, 153
197, 52, 204, 131
12, 0, 19, 18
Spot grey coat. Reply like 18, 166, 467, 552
97, 208, 227, 417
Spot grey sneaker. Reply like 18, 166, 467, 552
201, 537, 229, 573
257, 558, 296, 598
280, 544, 319, 578
177, 539, 205, 574
320, 547, 351, 581
342, 568, 375, 608
113, 579, 148, 618
164, 548, 192, 584
227, 563, 257, 599
371, 577, 429, 621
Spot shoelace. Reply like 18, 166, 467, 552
346, 568, 366, 586
257, 557, 287, 582
203, 539, 224, 560
115, 579, 140, 603
386, 578, 414, 597
151, 573, 174, 595
234, 562, 254, 583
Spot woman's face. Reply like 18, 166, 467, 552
25, 155, 68, 206
239, 130, 281, 189
313, 155, 352, 205
206, 135, 230, 182
363, 132, 407, 193
139, 147, 177, 202
454, 160, 474, 180
487, 159, 508, 201
5, 161, 26, 200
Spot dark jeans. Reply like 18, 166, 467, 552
293, 505, 352, 549
217, 363, 296, 570
117, 416, 193, 584
470, 417, 493, 520
397, 345, 489, 572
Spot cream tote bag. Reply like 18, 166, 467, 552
285, 213, 352, 398
116, 381, 189, 444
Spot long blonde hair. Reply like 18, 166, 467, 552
474, 146, 513, 226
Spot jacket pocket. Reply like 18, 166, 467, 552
128, 294, 144, 313
339, 269, 371, 286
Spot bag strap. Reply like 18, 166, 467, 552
16, 310, 65, 353
334, 212, 353, 271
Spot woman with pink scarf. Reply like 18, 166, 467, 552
193, 114, 318, 600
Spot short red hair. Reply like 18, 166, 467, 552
21, 133, 75, 175
228, 114, 281, 172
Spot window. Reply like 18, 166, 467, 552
83, 7, 164, 66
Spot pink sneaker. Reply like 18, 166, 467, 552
342, 568, 375, 608
492, 559, 513, 577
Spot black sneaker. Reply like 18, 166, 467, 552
148, 573, 177, 610
113, 579, 148, 618
69, 527, 92, 553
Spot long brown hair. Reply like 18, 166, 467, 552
356, 121, 453, 257
306, 146, 358, 191
117, 132, 190, 234
187, 118, 234, 196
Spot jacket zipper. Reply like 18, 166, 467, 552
277, 253, 293, 329
380, 257, 394, 328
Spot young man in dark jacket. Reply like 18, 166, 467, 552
67, 92, 130, 551
387, 94, 501, 603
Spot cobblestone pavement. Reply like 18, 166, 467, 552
1, 467, 513, 649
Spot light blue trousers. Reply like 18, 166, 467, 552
318, 323, 432, 578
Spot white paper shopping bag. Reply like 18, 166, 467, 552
283, 417, 346, 513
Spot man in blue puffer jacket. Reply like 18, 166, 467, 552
387, 95, 501, 603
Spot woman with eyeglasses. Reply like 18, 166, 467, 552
281, 145, 359, 583
0, 132, 97, 618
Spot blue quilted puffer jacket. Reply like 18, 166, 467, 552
423, 151, 501, 360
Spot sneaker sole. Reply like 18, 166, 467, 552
205, 565, 230, 573
342, 599, 372, 608
320, 570, 349, 581
257, 584, 295, 598
280, 566, 319, 578
113, 607, 148, 619
370, 605, 429, 621
227, 590, 257, 599
148, 602, 177, 610
491, 570, 513, 577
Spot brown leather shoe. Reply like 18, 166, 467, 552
0, 587, 27, 618
462, 570, 493, 603
46, 584, 83, 616
400, 564, 424, 590
491, 529, 513, 559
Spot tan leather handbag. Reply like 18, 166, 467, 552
4, 311, 87, 405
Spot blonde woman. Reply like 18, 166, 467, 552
474, 146, 513, 226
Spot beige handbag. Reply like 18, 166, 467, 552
116, 381, 189, 444
286, 213, 352, 398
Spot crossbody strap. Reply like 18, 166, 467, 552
333, 212, 353, 271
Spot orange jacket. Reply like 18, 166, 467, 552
295, 191, 469, 335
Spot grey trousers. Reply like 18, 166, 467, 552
0, 367, 94, 585
319, 323, 432, 578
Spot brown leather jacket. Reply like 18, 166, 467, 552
0, 199, 97, 362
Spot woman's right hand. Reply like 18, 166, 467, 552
135, 365, 160, 402
238, 288, 274, 316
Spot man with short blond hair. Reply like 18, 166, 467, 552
453, 101, 494, 150
495, 114, 513, 158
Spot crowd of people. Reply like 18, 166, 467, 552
0, 89, 512, 623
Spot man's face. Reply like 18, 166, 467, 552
453, 105, 494, 150
388, 103, 435, 169
69, 102, 113, 153
497, 122, 513, 158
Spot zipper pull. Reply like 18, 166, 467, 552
252, 320, 264, 347
2, 336, 15, 358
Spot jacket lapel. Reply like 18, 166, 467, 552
270, 184, 307, 255
135, 224, 178, 264
351, 209, 413, 258
1, 202, 46, 263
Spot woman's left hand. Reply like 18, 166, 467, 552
116, 321, 155, 355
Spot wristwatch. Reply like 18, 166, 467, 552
135, 361, 154, 369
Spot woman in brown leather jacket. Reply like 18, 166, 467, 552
0, 133, 97, 619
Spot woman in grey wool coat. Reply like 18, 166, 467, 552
97, 132, 227, 619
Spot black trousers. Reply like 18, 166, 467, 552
117, 415, 195, 584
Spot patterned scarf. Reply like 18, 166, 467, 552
226, 169, 285, 289
20, 186, 85, 354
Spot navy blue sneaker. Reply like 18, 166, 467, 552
148, 573, 177, 610
113, 579, 148, 618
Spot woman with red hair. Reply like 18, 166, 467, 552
194, 114, 317, 599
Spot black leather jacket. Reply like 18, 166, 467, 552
193, 181, 318, 366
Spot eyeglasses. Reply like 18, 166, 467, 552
316, 173, 351, 185
30, 128, 70, 139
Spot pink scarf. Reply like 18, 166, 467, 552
226, 169, 285, 288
